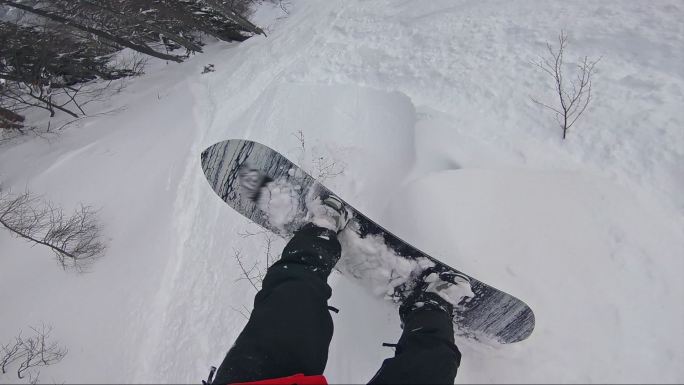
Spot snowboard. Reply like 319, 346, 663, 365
201, 139, 535, 344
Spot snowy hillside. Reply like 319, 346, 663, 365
1, 0, 683, 383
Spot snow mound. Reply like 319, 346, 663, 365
220, 82, 417, 211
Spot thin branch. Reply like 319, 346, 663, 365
530, 97, 563, 115
233, 248, 261, 292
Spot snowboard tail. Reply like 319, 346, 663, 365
201, 139, 535, 344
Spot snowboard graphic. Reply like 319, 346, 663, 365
201, 139, 535, 344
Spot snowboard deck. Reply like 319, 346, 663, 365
201, 139, 535, 344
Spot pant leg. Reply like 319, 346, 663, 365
368, 308, 461, 385
212, 226, 340, 384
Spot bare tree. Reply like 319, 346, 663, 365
76, 0, 205, 54
204, 0, 266, 36
531, 30, 600, 140
1, 324, 67, 383
0, 190, 106, 272
1, 0, 184, 62
1, 0, 264, 131
0, 20, 145, 136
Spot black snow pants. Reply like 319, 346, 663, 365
212, 225, 461, 384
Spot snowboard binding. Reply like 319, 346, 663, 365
396, 266, 473, 325
307, 194, 351, 233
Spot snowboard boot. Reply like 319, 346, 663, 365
398, 267, 473, 327
308, 194, 350, 233
280, 223, 342, 279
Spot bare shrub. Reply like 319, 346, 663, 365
291, 130, 345, 182
531, 30, 600, 140
0, 190, 106, 272
233, 229, 279, 292
1, 324, 67, 383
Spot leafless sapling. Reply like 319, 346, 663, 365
531, 30, 600, 140
291, 130, 345, 182
0, 324, 67, 383
233, 229, 280, 291
0, 190, 106, 272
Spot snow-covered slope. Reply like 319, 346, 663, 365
1, 0, 683, 383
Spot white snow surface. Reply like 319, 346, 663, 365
1, 0, 684, 383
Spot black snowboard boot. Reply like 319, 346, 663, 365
398, 266, 473, 327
